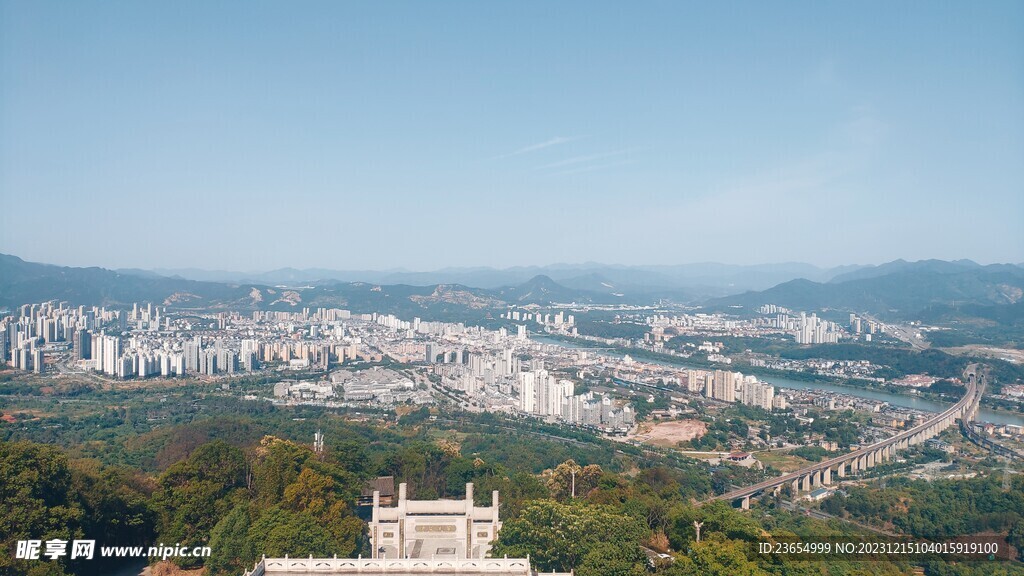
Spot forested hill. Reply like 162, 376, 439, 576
6, 391, 1020, 576
707, 262, 1024, 318
0, 254, 673, 314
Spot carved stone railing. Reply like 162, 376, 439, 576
243, 555, 571, 575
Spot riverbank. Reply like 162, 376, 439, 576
531, 334, 1024, 427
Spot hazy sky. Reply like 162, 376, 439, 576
2, 1, 1022, 271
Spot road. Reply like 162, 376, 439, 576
709, 373, 981, 504
862, 314, 929, 350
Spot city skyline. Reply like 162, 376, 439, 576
2, 1, 1023, 270
3, 4, 1024, 573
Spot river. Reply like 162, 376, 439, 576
531, 335, 1024, 427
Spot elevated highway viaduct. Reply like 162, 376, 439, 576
708, 371, 985, 510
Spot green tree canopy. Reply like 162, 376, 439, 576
491, 500, 646, 573
152, 440, 247, 567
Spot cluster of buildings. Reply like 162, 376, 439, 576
317, 315, 640, 432
6, 299, 790, 436
847, 313, 879, 336
516, 368, 635, 430
975, 422, 1024, 439
418, 341, 636, 432
85, 333, 264, 379
781, 385, 895, 421
994, 384, 1024, 410
502, 308, 575, 328
642, 306, 882, 352
0, 301, 392, 379
789, 312, 842, 345
335, 368, 430, 405
271, 368, 429, 406
645, 313, 744, 341
683, 369, 784, 411
0, 301, 111, 374
272, 379, 336, 401
758, 307, 880, 345
748, 356, 884, 382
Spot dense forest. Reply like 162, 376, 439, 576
0, 432, 934, 576
823, 475, 1024, 545
3, 427, 1021, 575
2, 378, 1023, 576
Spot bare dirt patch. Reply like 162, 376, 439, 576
943, 345, 1024, 363
631, 419, 707, 447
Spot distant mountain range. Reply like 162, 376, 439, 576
3, 254, 1022, 326
0, 254, 674, 315
826, 258, 1023, 283
709, 260, 1024, 317
134, 261, 867, 296
0, 254, 261, 312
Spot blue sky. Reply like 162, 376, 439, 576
1, 1, 1022, 270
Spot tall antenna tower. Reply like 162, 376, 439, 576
313, 429, 324, 456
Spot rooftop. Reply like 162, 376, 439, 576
362, 476, 396, 498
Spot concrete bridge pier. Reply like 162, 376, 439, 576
707, 382, 980, 511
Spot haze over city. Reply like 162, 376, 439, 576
2, 1, 1022, 271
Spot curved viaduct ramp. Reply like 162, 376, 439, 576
708, 373, 984, 509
